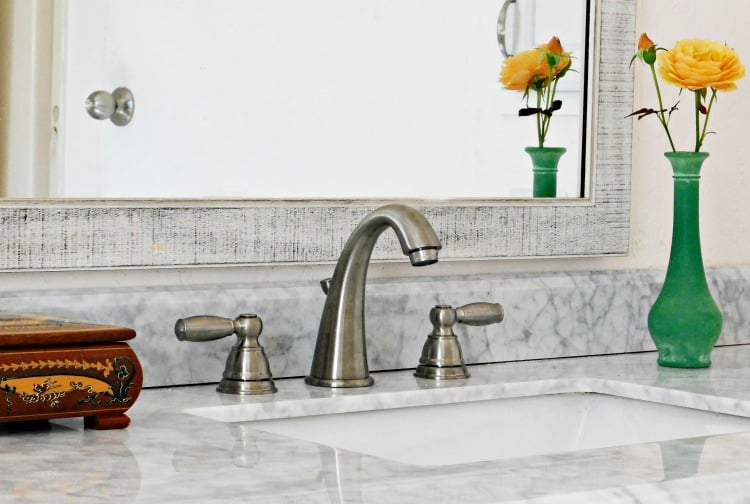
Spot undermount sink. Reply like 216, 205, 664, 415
207, 393, 750, 467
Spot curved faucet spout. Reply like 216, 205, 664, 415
305, 204, 441, 388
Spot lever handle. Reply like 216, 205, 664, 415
175, 315, 237, 342
456, 302, 504, 326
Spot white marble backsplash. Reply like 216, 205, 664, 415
1, 266, 748, 387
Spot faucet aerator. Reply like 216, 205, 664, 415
409, 247, 439, 266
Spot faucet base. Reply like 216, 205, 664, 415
414, 364, 470, 380
217, 378, 277, 395
304, 375, 374, 388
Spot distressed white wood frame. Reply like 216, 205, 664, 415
0, 0, 633, 271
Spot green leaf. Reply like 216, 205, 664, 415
556, 60, 573, 79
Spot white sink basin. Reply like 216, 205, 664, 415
243, 393, 750, 466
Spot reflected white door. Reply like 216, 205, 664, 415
50, 0, 587, 199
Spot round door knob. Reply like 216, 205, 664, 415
85, 87, 135, 126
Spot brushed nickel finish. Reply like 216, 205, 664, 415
415, 302, 504, 380
306, 204, 441, 388
85, 87, 135, 126
175, 313, 276, 395
497, 0, 516, 57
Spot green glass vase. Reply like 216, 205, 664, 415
647, 151, 722, 368
525, 147, 566, 198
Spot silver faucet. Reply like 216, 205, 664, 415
305, 204, 442, 388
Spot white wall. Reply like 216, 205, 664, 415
1, 0, 749, 292
623, 0, 750, 271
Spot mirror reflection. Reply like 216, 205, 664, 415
3, 0, 590, 200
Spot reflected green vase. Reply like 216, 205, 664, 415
647, 151, 722, 368
525, 147, 566, 198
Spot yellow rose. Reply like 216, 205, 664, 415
539, 36, 572, 77
658, 38, 745, 91
499, 48, 546, 91
499, 37, 571, 91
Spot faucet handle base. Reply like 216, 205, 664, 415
304, 375, 374, 388
414, 363, 470, 380
218, 377, 277, 395
414, 303, 503, 381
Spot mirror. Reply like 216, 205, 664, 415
8, 0, 589, 200
0, 0, 634, 270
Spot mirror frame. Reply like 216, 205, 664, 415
0, 0, 633, 271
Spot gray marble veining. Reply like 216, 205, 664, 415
0, 267, 748, 387
5, 347, 750, 502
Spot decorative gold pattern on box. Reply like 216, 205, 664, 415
0, 359, 113, 376
0, 355, 138, 415
3, 375, 110, 409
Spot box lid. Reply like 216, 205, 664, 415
0, 314, 135, 348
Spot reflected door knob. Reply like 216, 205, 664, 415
85, 87, 135, 126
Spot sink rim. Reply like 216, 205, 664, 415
184, 376, 750, 424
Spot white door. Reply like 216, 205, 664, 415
49, 0, 587, 199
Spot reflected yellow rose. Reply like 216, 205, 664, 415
539, 36, 571, 76
499, 37, 571, 91
499, 48, 546, 91
658, 38, 745, 91
542, 36, 566, 59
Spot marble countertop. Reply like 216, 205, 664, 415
6, 346, 750, 503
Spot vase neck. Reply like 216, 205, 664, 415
665, 153, 707, 279
525, 147, 566, 171
665, 151, 709, 179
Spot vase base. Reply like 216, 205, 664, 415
657, 354, 711, 369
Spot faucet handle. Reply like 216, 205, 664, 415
174, 313, 277, 395
455, 302, 504, 326
415, 302, 504, 380
175, 315, 237, 341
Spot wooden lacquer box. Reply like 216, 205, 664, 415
0, 314, 143, 430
